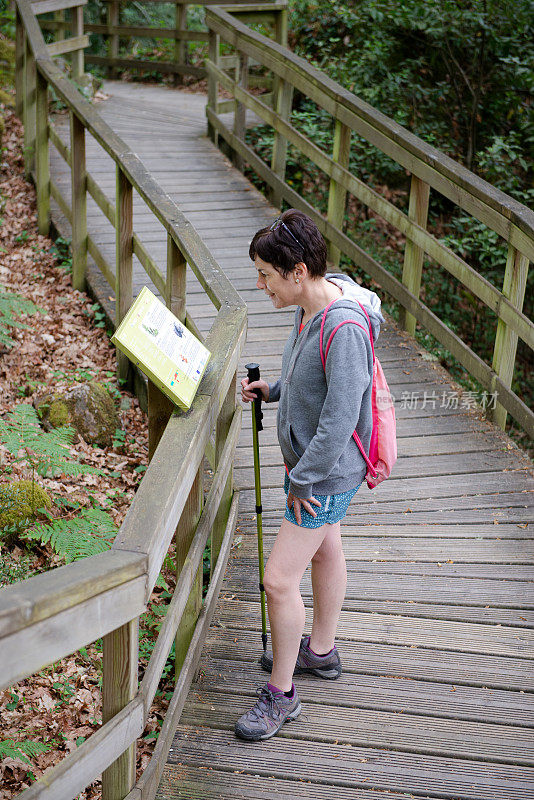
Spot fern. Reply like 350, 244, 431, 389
0, 284, 41, 349
0, 739, 51, 763
0, 404, 103, 478
24, 507, 117, 561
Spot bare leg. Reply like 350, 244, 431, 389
263, 518, 332, 692
309, 521, 347, 654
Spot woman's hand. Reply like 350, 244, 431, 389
287, 491, 321, 525
241, 377, 269, 403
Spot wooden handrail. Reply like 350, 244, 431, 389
5, 2, 249, 799
207, 7, 534, 250
205, 6, 534, 438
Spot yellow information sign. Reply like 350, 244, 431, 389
111, 286, 211, 410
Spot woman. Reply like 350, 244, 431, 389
236, 209, 383, 741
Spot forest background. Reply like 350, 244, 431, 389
1, 0, 533, 440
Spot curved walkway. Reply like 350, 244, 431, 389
49, 80, 534, 800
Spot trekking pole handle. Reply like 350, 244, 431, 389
245, 362, 263, 433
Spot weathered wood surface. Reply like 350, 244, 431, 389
46, 79, 534, 800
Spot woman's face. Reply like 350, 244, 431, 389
255, 255, 298, 308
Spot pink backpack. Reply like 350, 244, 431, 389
320, 300, 397, 488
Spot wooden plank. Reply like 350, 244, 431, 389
170, 726, 534, 800
19, 696, 144, 800
227, 568, 534, 609
190, 658, 534, 726
115, 164, 133, 379
31, 0, 87, 15
15, 9, 24, 119
400, 174, 430, 335
85, 23, 208, 41
327, 118, 351, 266
112, 307, 246, 595
70, 110, 87, 290
35, 69, 50, 235
46, 33, 89, 57
102, 619, 138, 800
0, 550, 146, 639
1, 576, 146, 691
182, 690, 534, 764
204, 630, 534, 691
215, 598, 534, 657
126, 493, 240, 800
141, 408, 240, 710
158, 764, 435, 800
85, 54, 205, 78
491, 245, 529, 428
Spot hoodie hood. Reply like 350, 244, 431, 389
326, 273, 383, 341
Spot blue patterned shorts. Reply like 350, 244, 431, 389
283, 473, 360, 529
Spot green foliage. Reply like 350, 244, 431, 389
0, 405, 117, 561
0, 404, 102, 479
0, 480, 52, 544
23, 507, 116, 562
288, 0, 533, 193
244, 0, 534, 428
0, 739, 51, 763
0, 284, 41, 350
0, 551, 37, 586
49, 236, 72, 273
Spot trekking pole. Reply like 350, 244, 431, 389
245, 362, 267, 653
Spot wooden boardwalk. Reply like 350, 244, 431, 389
49, 81, 534, 800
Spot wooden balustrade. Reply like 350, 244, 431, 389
205, 6, 534, 438
35, 0, 288, 81
4, 2, 248, 799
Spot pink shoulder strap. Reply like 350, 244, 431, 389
319, 299, 377, 477
319, 300, 375, 367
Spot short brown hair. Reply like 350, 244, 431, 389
249, 209, 327, 278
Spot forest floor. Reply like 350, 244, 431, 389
0, 108, 176, 799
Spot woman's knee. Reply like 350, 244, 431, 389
263, 567, 296, 600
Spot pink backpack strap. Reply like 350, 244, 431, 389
319, 301, 377, 476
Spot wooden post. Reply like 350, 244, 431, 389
490, 244, 529, 430
211, 372, 236, 573
115, 165, 133, 381
101, 619, 138, 800
233, 52, 248, 172
274, 6, 288, 47
270, 78, 293, 209
166, 233, 186, 323
326, 119, 351, 267
15, 10, 24, 119
108, 0, 119, 79
35, 70, 50, 236
71, 4, 84, 80
207, 29, 220, 145
174, 1, 187, 86
146, 237, 185, 462
54, 8, 65, 44
70, 111, 87, 291
399, 174, 430, 336
174, 468, 203, 677
148, 380, 174, 462
23, 38, 36, 179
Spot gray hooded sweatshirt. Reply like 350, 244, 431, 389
267, 273, 383, 499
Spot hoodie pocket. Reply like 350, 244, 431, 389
289, 425, 303, 459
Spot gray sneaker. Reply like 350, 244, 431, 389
234, 684, 302, 741
260, 635, 342, 679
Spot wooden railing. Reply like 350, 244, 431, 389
38, 0, 288, 82
2, 2, 247, 799
205, 7, 534, 438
